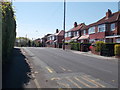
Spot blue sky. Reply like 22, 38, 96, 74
13, 2, 118, 40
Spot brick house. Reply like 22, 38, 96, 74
65, 22, 86, 43
41, 34, 51, 47
46, 29, 64, 48
78, 25, 89, 43
87, 9, 120, 43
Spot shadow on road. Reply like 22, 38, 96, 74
2, 48, 31, 89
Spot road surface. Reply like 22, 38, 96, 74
22, 47, 118, 88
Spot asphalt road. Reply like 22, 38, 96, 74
23, 47, 118, 88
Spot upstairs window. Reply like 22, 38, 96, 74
68, 32, 71, 37
77, 31, 79, 36
110, 23, 115, 31
73, 31, 78, 36
65, 33, 68, 37
83, 30, 86, 35
89, 27, 95, 34
98, 24, 106, 32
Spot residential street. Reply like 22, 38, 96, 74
21, 47, 118, 88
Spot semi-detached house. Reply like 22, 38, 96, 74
87, 9, 120, 43
65, 22, 86, 43
46, 29, 64, 48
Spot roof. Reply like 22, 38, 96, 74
71, 36, 79, 40
54, 30, 64, 36
66, 23, 86, 32
96, 11, 120, 24
78, 35, 89, 40
80, 11, 120, 30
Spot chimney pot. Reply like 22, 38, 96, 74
74, 22, 77, 27
56, 29, 59, 33
106, 9, 112, 18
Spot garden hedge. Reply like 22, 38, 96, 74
114, 44, 120, 56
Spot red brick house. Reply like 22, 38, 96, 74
78, 25, 89, 43
46, 29, 64, 48
88, 9, 120, 43
41, 34, 51, 47
65, 22, 86, 43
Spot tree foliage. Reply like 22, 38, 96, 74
2, 1, 16, 63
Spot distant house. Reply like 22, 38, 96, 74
65, 22, 86, 43
41, 34, 51, 47
46, 29, 64, 48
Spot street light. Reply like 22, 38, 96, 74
63, 0, 66, 50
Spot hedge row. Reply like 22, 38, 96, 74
2, 1, 16, 63
95, 41, 120, 56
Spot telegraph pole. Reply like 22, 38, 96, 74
63, 0, 66, 50
118, 1, 120, 11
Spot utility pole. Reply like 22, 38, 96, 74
118, 1, 120, 11
63, 0, 66, 50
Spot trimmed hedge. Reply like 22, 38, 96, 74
70, 43, 80, 51
101, 44, 115, 56
2, 1, 16, 63
114, 44, 120, 56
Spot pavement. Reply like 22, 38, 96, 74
2, 48, 36, 89
2, 47, 119, 89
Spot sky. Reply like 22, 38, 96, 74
13, 2, 119, 40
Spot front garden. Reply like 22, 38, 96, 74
64, 41, 120, 58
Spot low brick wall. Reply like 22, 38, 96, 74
46, 45, 55, 48
91, 46, 100, 55
65, 45, 71, 50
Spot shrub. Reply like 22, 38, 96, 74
95, 41, 106, 52
114, 44, 120, 56
71, 43, 80, 51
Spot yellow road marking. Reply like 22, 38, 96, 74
67, 77, 82, 88
51, 77, 60, 80
46, 67, 53, 73
82, 76, 106, 88
59, 66, 66, 71
32, 74, 41, 88
74, 77, 93, 88
58, 82, 71, 88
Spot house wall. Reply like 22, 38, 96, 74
89, 32, 105, 40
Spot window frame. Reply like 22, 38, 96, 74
98, 24, 106, 32
110, 23, 115, 31
88, 26, 95, 34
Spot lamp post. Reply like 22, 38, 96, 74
63, 0, 66, 50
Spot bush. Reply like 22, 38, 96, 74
71, 43, 80, 51
101, 44, 115, 56
95, 41, 105, 52
114, 44, 120, 56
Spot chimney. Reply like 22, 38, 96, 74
106, 9, 112, 18
56, 29, 59, 33
74, 22, 77, 27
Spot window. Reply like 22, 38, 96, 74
89, 27, 95, 34
83, 30, 86, 35
110, 23, 115, 31
116, 38, 120, 43
68, 32, 71, 37
65, 33, 68, 37
73, 31, 78, 36
98, 24, 106, 32
77, 31, 79, 36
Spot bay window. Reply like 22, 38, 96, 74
89, 27, 95, 34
